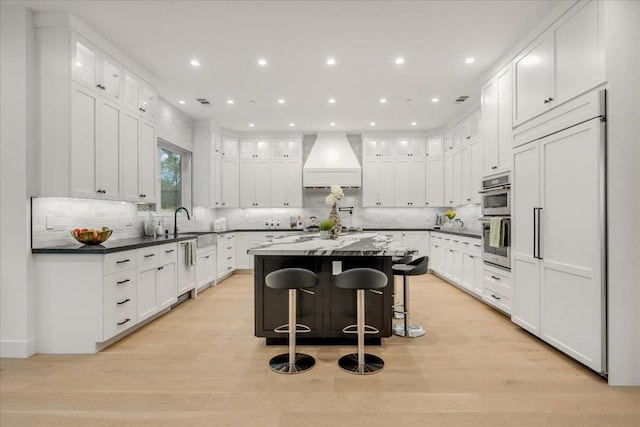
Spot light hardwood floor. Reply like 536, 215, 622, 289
1, 273, 639, 426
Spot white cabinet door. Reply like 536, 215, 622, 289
362, 159, 379, 207
254, 160, 271, 207
461, 252, 475, 291
139, 81, 157, 120
396, 138, 425, 157
70, 83, 98, 199
496, 67, 513, 168
157, 261, 177, 310
430, 240, 440, 272
285, 159, 302, 207
99, 53, 123, 101
452, 150, 462, 206
481, 77, 499, 173
221, 159, 239, 207
473, 255, 484, 296
444, 153, 453, 206
410, 158, 426, 207
235, 232, 252, 269
452, 248, 463, 284
121, 110, 140, 201
552, 0, 604, 108
378, 159, 395, 207
270, 160, 287, 207
123, 70, 140, 113
460, 145, 472, 204
71, 33, 98, 91
514, 35, 551, 125
97, 98, 121, 200
136, 267, 157, 322
470, 140, 483, 204
401, 232, 429, 258
539, 120, 603, 371
216, 236, 226, 280
426, 157, 444, 207
426, 136, 443, 157
222, 138, 239, 158
138, 121, 156, 202
393, 158, 412, 207
177, 241, 196, 295
212, 153, 222, 208
239, 160, 255, 208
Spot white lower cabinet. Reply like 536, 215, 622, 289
216, 233, 236, 280
430, 232, 484, 299
400, 231, 430, 258
195, 246, 216, 291
34, 243, 178, 354
482, 264, 512, 314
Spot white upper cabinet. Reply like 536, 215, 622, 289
72, 32, 123, 103
271, 139, 301, 158
513, 0, 604, 126
270, 158, 302, 207
138, 121, 156, 203
363, 138, 395, 157
395, 138, 425, 157
122, 70, 156, 120
362, 158, 394, 207
444, 130, 454, 152
426, 136, 443, 157
394, 158, 426, 207
222, 138, 239, 158
482, 64, 513, 175
123, 70, 140, 112
221, 157, 239, 208
240, 139, 270, 159
239, 159, 270, 207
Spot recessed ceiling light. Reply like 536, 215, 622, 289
379, 98, 387, 104
432, 97, 440, 103
395, 57, 405, 65
178, 100, 186, 105
289, 123, 295, 127
465, 57, 475, 64
411, 122, 417, 126
257, 58, 268, 66
278, 99, 286, 104
330, 122, 336, 127
75, 62, 83, 67
190, 59, 200, 67
249, 123, 255, 127
328, 98, 336, 104
226, 99, 234, 105
326, 57, 336, 66
370, 122, 376, 126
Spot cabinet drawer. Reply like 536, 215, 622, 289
483, 267, 512, 294
104, 287, 136, 319
103, 308, 136, 341
103, 250, 136, 275
103, 269, 137, 296
137, 243, 177, 267
483, 286, 511, 314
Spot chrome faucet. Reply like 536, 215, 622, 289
173, 206, 191, 236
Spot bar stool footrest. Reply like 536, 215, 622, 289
341, 324, 379, 335
338, 353, 384, 375
274, 323, 312, 334
392, 324, 426, 338
269, 353, 315, 374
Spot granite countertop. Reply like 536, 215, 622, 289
32, 227, 481, 255
247, 232, 418, 257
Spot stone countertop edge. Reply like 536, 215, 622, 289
32, 227, 480, 254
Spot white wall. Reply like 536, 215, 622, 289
0, 4, 37, 357
605, 0, 640, 386
156, 97, 193, 152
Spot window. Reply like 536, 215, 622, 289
158, 140, 191, 212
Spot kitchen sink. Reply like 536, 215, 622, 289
176, 232, 217, 248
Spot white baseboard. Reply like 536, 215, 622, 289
0, 337, 38, 358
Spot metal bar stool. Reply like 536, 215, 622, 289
392, 255, 413, 319
392, 256, 429, 338
265, 268, 319, 374
335, 268, 388, 375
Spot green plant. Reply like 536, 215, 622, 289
319, 219, 335, 231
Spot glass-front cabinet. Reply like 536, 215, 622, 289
363, 138, 394, 158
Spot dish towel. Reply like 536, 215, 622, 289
185, 241, 196, 266
489, 217, 503, 248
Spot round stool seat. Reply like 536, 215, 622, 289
392, 255, 413, 265
392, 256, 429, 276
335, 268, 388, 291
265, 268, 319, 290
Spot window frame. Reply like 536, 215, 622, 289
157, 138, 192, 213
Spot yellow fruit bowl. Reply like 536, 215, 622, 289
70, 228, 113, 245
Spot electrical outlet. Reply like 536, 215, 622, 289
46, 215, 54, 230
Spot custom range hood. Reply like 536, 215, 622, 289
303, 133, 361, 187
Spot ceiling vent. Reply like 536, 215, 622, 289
454, 96, 469, 104
195, 98, 211, 106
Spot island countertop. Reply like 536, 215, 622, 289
247, 231, 417, 256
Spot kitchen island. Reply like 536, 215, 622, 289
248, 232, 416, 344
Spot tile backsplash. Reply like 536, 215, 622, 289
32, 196, 481, 248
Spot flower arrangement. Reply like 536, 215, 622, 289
325, 184, 344, 206
445, 209, 457, 220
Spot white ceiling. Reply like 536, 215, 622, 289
19, 0, 561, 133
